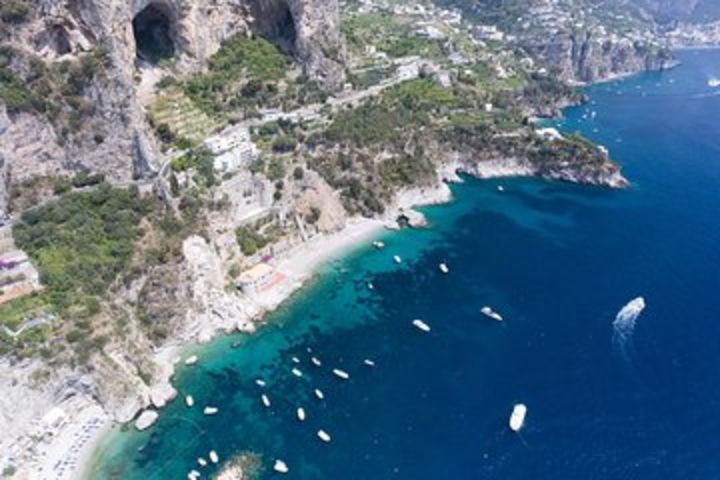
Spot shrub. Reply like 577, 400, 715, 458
0, 1, 30, 24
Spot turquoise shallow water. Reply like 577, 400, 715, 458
90, 50, 720, 480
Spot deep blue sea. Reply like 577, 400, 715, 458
90, 50, 720, 480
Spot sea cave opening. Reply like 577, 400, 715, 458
132, 3, 175, 63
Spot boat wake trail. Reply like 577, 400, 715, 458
612, 297, 646, 360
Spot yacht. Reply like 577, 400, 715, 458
203, 406, 218, 416
274, 460, 289, 474
317, 430, 332, 443
509, 403, 527, 432
209, 450, 219, 464
333, 368, 350, 380
439, 263, 449, 274
412, 319, 431, 332
481, 306, 503, 322
297, 407, 306, 421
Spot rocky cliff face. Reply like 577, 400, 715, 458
0, 0, 345, 217
523, 30, 675, 84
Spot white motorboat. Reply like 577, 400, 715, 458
393, 255, 402, 264
297, 407, 306, 421
412, 319, 431, 332
209, 450, 219, 464
185, 395, 194, 408
439, 263, 449, 274
292, 356, 300, 364
184, 355, 198, 366
274, 460, 289, 474
363, 359, 376, 367
372, 241, 385, 249
197, 457, 207, 467
317, 429, 332, 443
255, 378, 267, 387
481, 306, 503, 322
709, 77, 720, 88
314, 388, 325, 400
497, 185, 505, 193
509, 403, 527, 432
311, 357, 322, 367
203, 406, 218, 416
261, 394, 271, 408
333, 368, 350, 380
291, 367, 303, 378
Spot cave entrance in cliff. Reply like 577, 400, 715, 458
132, 3, 176, 63
250, 0, 298, 55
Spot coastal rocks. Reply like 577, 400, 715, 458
522, 30, 675, 84
150, 383, 178, 409
135, 409, 159, 431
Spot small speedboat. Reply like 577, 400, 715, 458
314, 388, 325, 400
274, 460, 289, 474
185, 395, 194, 408
197, 457, 207, 467
708, 77, 720, 88
393, 255, 402, 264
184, 355, 198, 366
497, 185, 505, 193
481, 306, 503, 322
509, 403, 527, 432
291, 367, 303, 378
203, 406, 218, 416
209, 450, 219, 464
439, 263, 449, 274
373, 241, 385, 249
333, 368, 350, 380
311, 357, 322, 367
412, 319, 431, 332
255, 378, 267, 387
317, 429, 332, 443
261, 394, 271, 408
363, 359, 376, 367
297, 407, 306, 421
292, 356, 301, 364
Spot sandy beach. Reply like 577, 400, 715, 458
0, 180, 454, 480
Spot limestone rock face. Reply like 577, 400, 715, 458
523, 30, 675, 84
0, 0, 345, 215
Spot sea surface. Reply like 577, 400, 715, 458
89, 50, 720, 480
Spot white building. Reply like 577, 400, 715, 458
203, 126, 258, 173
236, 263, 279, 295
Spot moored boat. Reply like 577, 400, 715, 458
332, 368, 350, 380
412, 319, 431, 332
509, 403, 527, 432
481, 306, 503, 322
439, 262, 449, 274
203, 406, 218, 416
185, 395, 194, 408
297, 407, 306, 421
317, 429, 332, 443
274, 460, 289, 474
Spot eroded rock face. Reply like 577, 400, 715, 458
523, 31, 675, 84
0, 0, 345, 213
